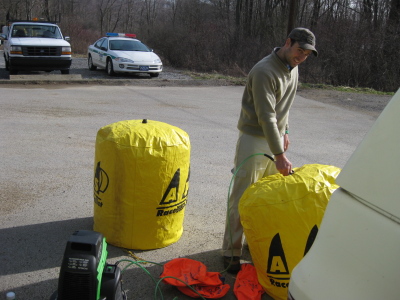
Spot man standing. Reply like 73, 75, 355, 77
222, 28, 318, 273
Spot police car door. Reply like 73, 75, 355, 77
92, 38, 108, 68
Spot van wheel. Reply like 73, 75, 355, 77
4, 56, 9, 71
61, 69, 70, 74
9, 68, 17, 75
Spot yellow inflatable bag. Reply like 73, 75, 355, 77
93, 119, 190, 250
239, 164, 340, 300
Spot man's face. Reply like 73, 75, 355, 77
283, 41, 312, 68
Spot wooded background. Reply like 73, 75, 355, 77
0, 0, 399, 92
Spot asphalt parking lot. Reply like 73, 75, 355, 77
0, 71, 388, 298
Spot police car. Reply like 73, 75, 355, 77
87, 33, 162, 77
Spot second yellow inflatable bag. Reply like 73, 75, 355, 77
239, 164, 340, 300
93, 119, 190, 250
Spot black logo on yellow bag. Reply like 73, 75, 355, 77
94, 161, 109, 207
267, 233, 290, 288
304, 225, 318, 255
159, 169, 180, 205
267, 233, 289, 275
156, 167, 190, 217
266, 226, 319, 289
182, 167, 190, 200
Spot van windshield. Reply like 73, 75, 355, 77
12, 24, 62, 39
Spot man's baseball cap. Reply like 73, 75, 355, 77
288, 27, 318, 57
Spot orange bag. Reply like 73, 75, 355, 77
234, 264, 264, 300
161, 258, 230, 299
161, 258, 221, 286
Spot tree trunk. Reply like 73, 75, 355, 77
287, 0, 297, 35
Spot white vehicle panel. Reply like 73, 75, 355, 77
9, 37, 70, 47
112, 51, 157, 62
289, 188, 400, 299
95, 50, 107, 68
336, 89, 400, 221
289, 89, 400, 300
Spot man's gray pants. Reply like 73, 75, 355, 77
222, 131, 279, 257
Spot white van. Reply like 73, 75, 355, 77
288, 88, 400, 299
1, 20, 72, 74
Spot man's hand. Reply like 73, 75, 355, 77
284, 134, 290, 151
274, 152, 292, 176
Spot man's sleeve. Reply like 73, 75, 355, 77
251, 70, 284, 155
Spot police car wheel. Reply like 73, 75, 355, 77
88, 55, 97, 71
106, 59, 115, 76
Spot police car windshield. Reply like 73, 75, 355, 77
109, 40, 151, 52
12, 24, 62, 39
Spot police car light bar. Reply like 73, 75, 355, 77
106, 32, 137, 38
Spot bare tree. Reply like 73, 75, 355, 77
0, 0, 397, 91
98, 0, 121, 33
288, 0, 298, 34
